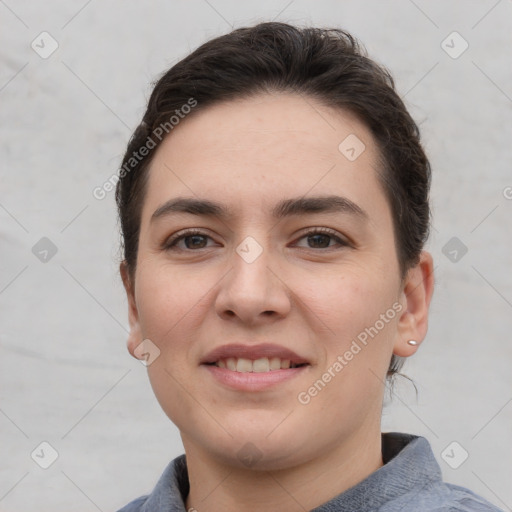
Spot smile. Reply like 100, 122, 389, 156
207, 357, 306, 373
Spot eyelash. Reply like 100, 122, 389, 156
163, 227, 349, 252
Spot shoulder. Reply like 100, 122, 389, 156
384, 478, 505, 512
437, 482, 505, 512
115, 495, 148, 512
115, 454, 189, 512
378, 433, 504, 512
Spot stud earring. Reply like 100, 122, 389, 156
407, 340, 418, 346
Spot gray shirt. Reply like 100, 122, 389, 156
116, 432, 504, 511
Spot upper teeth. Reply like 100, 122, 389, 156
215, 357, 301, 372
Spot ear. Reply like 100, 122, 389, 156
120, 261, 143, 359
393, 251, 435, 357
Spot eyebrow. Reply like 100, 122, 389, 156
150, 195, 368, 223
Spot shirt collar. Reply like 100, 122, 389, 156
140, 432, 441, 512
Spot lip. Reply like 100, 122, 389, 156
200, 343, 310, 392
202, 364, 309, 392
200, 343, 309, 365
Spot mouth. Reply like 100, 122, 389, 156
204, 357, 308, 373
200, 343, 310, 371
200, 343, 311, 390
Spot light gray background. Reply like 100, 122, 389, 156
1, 1, 511, 511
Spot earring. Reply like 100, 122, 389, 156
407, 340, 418, 346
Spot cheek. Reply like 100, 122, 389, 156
300, 267, 400, 394
300, 268, 394, 338
135, 266, 203, 353
303, 274, 398, 399
136, 266, 210, 430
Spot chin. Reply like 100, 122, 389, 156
208, 439, 308, 472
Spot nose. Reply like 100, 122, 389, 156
214, 237, 292, 326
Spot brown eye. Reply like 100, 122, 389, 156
306, 233, 333, 249
182, 234, 208, 249
164, 230, 216, 251
295, 228, 348, 250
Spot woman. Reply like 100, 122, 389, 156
115, 21, 503, 512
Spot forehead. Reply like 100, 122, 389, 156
141, 93, 389, 225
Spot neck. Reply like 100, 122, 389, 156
183, 424, 383, 512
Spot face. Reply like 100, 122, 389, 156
122, 93, 432, 470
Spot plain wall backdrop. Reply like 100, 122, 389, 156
1, 1, 511, 510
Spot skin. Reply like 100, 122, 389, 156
120, 92, 434, 511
